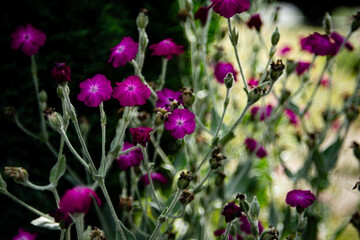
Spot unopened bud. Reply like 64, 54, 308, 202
250, 196, 260, 218
181, 87, 195, 107
179, 189, 194, 205
185, 0, 193, 12
351, 11, 360, 32
280, 89, 291, 104
136, 9, 149, 29
177, 171, 193, 190
79, 116, 90, 135
90, 226, 107, 240
248, 87, 262, 105
44, 108, 64, 131
271, 27, 280, 46
270, 59, 285, 82
351, 142, 360, 160
119, 196, 133, 211
4, 166, 29, 184
39, 90, 48, 112
52, 63, 71, 84
236, 193, 250, 212
323, 12, 332, 35
224, 72, 234, 88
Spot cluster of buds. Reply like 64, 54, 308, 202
209, 147, 226, 169
177, 171, 193, 189
179, 189, 194, 205
269, 59, 285, 82
119, 196, 133, 211
90, 226, 107, 240
4, 166, 29, 184
180, 87, 195, 107
248, 86, 266, 105
51, 63, 71, 84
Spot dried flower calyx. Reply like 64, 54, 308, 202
4, 166, 28, 183
178, 171, 193, 189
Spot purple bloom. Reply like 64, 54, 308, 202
49, 208, 73, 229
115, 142, 143, 170
214, 229, 234, 240
244, 138, 267, 158
11, 24, 46, 56
279, 45, 292, 56
129, 127, 153, 147
221, 201, 242, 223
330, 31, 354, 52
156, 88, 183, 111
164, 108, 196, 139
112, 75, 151, 106
295, 61, 311, 76
248, 78, 259, 89
59, 186, 101, 214
214, 62, 238, 84
13, 228, 37, 240
300, 32, 337, 56
284, 108, 298, 125
239, 215, 264, 235
149, 39, 184, 60
250, 105, 273, 121
286, 189, 316, 208
51, 63, 71, 83
77, 74, 113, 107
247, 14, 262, 31
108, 36, 138, 68
210, 0, 250, 18
140, 172, 168, 185
195, 6, 209, 25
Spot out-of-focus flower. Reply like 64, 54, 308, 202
210, 0, 250, 18
279, 45, 291, 56
59, 186, 101, 214
195, 6, 209, 25
51, 63, 71, 83
330, 31, 354, 51
244, 138, 267, 158
108, 36, 138, 68
246, 14, 262, 32
115, 142, 143, 170
11, 24, 46, 56
156, 88, 183, 111
164, 108, 196, 139
149, 39, 184, 59
139, 172, 168, 185
112, 75, 151, 106
12, 228, 37, 240
320, 76, 330, 88
239, 215, 263, 235
214, 229, 234, 240
49, 208, 73, 229
300, 32, 337, 56
284, 108, 298, 125
77, 74, 113, 107
248, 78, 259, 89
286, 189, 316, 209
295, 61, 311, 76
214, 62, 238, 84
129, 127, 153, 147
250, 105, 273, 121
221, 201, 242, 223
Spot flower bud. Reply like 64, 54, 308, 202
286, 60, 296, 76
250, 196, 260, 219
119, 196, 133, 211
280, 89, 291, 104
323, 12, 332, 35
39, 90, 48, 112
351, 211, 360, 232
179, 189, 194, 205
260, 226, 279, 240
345, 104, 359, 122
136, 9, 149, 29
306, 131, 319, 148
229, 26, 239, 46
140, 32, 149, 50
351, 11, 360, 32
224, 72, 234, 88
237, 193, 250, 212
52, 63, 71, 84
43, 108, 64, 131
270, 59, 285, 82
180, 87, 195, 107
138, 111, 150, 122
90, 226, 107, 240
271, 27, 280, 46
248, 87, 263, 105
177, 171, 193, 190
4, 166, 29, 184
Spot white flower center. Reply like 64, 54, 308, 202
176, 118, 184, 126
117, 45, 125, 53
90, 84, 99, 93
127, 84, 136, 92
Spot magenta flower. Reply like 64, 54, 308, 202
286, 189, 316, 208
139, 172, 168, 185
51, 63, 71, 83
210, 0, 250, 18
129, 127, 153, 147
248, 78, 259, 89
279, 45, 292, 56
115, 142, 143, 170
156, 88, 183, 110
112, 75, 151, 106
59, 186, 101, 214
300, 32, 338, 56
164, 108, 196, 139
214, 62, 238, 84
77, 74, 113, 107
250, 105, 273, 121
13, 228, 37, 240
195, 6, 210, 25
247, 14, 262, 32
330, 31, 354, 52
320, 77, 329, 88
49, 208, 73, 228
244, 138, 267, 158
284, 108, 298, 125
221, 201, 242, 223
108, 36, 138, 68
149, 39, 184, 60
214, 229, 234, 240
239, 215, 263, 235
295, 61, 311, 76
11, 24, 46, 56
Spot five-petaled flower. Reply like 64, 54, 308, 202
77, 74, 113, 107
11, 24, 46, 56
108, 36, 138, 68
156, 88, 183, 111
164, 108, 196, 139
149, 38, 184, 59
115, 142, 143, 170
286, 189, 316, 209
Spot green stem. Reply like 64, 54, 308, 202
222, 221, 233, 240
72, 214, 84, 240
99, 103, 107, 169
130, 60, 157, 102
158, 58, 168, 90
213, 88, 230, 141
193, 169, 213, 194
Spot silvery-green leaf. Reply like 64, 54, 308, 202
0, 173, 7, 192
49, 154, 66, 184
31, 216, 60, 230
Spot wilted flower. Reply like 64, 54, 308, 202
164, 108, 196, 139
12, 228, 37, 240
149, 39, 184, 59
210, 0, 250, 19
108, 36, 138, 68
214, 62, 238, 84
286, 189, 316, 209
295, 61, 311, 76
156, 88, 183, 111
247, 14, 262, 32
195, 6, 209, 25
59, 186, 101, 214
239, 215, 263, 235
139, 172, 168, 185
11, 24, 46, 56
221, 201, 242, 223
77, 74, 113, 107
51, 63, 71, 84
115, 142, 143, 170
129, 127, 153, 147
112, 75, 151, 106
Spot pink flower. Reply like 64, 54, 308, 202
51, 63, 71, 83
11, 24, 46, 56
214, 62, 238, 84
156, 88, 183, 110
112, 75, 151, 106
247, 14, 262, 31
140, 172, 168, 185
59, 186, 101, 214
286, 189, 316, 209
149, 39, 184, 59
295, 61, 311, 76
115, 142, 143, 170
210, 0, 250, 18
13, 228, 37, 240
250, 105, 273, 121
300, 32, 338, 56
330, 31, 354, 51
164, 108, 196, 139
130, 127, 153, 147
284, 108, 298, 125
195, 6, 210, 25
279, 45, 292, 56
77, 74, 113, 107
320, 77, 329, 88
244, 138, 267, 158
248, 78, 259, 89
108, 36, 138, 68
